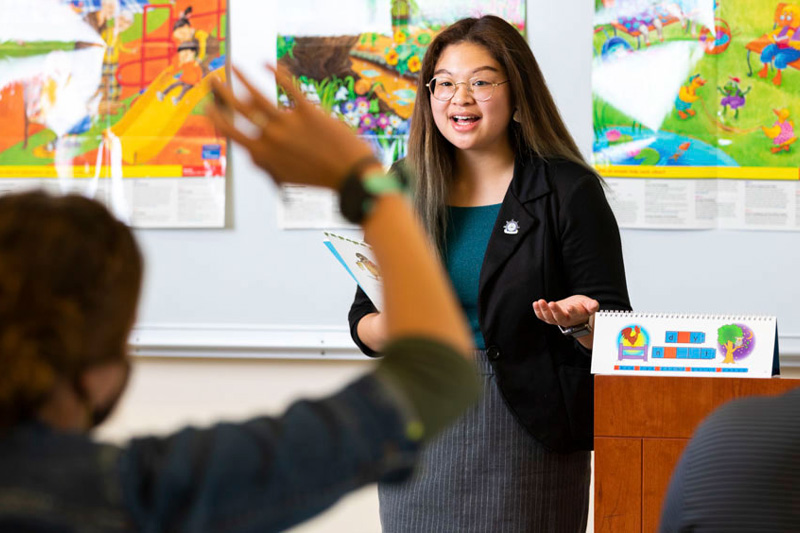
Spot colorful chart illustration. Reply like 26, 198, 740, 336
652, 329, 715, 359
593, 312, 778, 378
717, 322, 756, 363
617, 324, 650, 361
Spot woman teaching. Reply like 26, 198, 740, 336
348, 15, 631, 532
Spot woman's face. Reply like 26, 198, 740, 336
429, 41, 513, 154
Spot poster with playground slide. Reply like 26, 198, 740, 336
0, 0, 227, 227
592, 0, 800, 181
277, 0, 525, 168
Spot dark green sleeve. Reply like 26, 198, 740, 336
374, 337, 481, 441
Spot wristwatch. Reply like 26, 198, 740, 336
559, 322, 593, 339
339, 165, 405, 224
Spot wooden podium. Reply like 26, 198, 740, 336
594, 375, 800, 533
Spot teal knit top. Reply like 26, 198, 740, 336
443, 204, 502, 350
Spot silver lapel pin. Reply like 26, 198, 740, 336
503, 219, 519, 235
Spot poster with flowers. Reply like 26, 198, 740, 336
277, 0, 526, 169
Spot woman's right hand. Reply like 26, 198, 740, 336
357, 312, 389, 352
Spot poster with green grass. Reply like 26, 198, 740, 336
592, 0, 800, 180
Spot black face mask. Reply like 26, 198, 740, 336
75, 360, 130, 429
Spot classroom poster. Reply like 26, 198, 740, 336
603, 176, 800, 230
593, 0, 800, 178
276, 0, 525, 229
0, 0, 227, 227
593, 0, 800, 231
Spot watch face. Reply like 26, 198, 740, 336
570, 325, 592, 338
560, 323, 592, 338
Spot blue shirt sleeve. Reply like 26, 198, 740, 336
120, 373, 418, 533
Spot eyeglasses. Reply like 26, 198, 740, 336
426, 77, 509, 102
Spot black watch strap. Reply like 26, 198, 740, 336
339, 159, 404, 224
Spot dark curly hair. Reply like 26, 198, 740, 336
0, 192, 143, 429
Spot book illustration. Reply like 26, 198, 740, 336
617, 324, 650, 362
355, 252, 381, 281
323, 231, 383, 311
717, 323, 755, 363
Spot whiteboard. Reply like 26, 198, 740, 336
130, 0, 800, 365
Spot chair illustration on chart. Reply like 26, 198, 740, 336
617, 325, 649, 362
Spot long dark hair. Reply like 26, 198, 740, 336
407, 15, 593, 248
0, 192, 143, 429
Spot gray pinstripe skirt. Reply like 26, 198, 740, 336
379, 350, 591, 533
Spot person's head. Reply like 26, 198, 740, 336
0, 192, 143, 432
407, 15, 591, 248
177, 40, 199, 64
173, 6, 195, 41
173, 21, 195, 43
427, 40, 514, 156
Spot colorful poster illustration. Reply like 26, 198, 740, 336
593, 0, 800, 180
0, 0, 227, 227
277, 0, 525, 168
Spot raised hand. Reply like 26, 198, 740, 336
206, 64, 376, 190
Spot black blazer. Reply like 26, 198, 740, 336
349, 155, 631, 452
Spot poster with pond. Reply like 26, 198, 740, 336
592, 0, 800, 181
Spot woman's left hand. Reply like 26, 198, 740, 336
532, 295, 598, 327
532, 295, 599, 349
